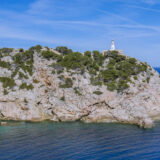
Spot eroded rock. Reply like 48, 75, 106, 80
0, 47, 159, 128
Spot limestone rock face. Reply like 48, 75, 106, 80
0, 48, 160, 128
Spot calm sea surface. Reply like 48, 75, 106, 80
0, 68, 160, 160
1, 121, 160, 160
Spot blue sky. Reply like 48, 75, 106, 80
0, 0, 160, 66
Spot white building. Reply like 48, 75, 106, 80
110, 40, 116, 51
102, 40, 123, 55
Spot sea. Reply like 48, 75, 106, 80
154, 67, 160, 73
0, 68, 160, 160
1, 121, 160, 160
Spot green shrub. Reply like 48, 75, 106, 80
59, 52, 93, 71
11, 68, 19, 78
45, 46, 49, 50
92, 62, 99, 71
26, 60, 34, 65
0, 48, 13, 54
106, 51, 120, 58
24, 98, 28, 103
87, 51, 150, 92
128, 58, 136, 64
19, 83, 34, 90
42, 50, 55, 59
59, 78, 73, 88
29, 45, 42, 53
93, 91, 103, 95
21, 64, 33, 76
42, 50, 62, 61
93, 50, 105, 66
13, 53, 22, 64
3, 89, 9, 95
0, 77, 16, 89
19, 72, 28, 79
116, 61, 135, 75
101, 69, 118, 82
84, 51, 91, 57
55, 46, 73, 55
19, 48, 24, 52
60, 96, 65, 101
54, 46, 150, 92
117, 80, 129, 92
89, 69, 97, 75
74, 87, 82, 96
33, 79, 39, 83
57, 70, 63, 74
0, 61, 11, 69
136, 63, 148, 73
115, 55, 126, 62
90, 77, 102, 86
107, 81, 117, 91
133, 76, 138, 80
146, 77, 150, 83
13, 50, 34, 64
12, 50, 34, 77
108, 59, 116, 66
52, 70, 56, 74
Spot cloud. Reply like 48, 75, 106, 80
0, 2, 159, 48
0, 24, 76, 46
127, 5, 160, 13
27, 0, 53, 14
0, 1, 160, 50
141, 0, 160, 4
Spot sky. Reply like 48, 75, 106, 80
0, 0, 160, 66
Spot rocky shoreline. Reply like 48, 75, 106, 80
0, 46, 160, 128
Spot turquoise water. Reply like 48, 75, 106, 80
0, 121, 160, 160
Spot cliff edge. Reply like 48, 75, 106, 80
0, 46, 159, 128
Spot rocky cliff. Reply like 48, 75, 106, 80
0, 46, 160, 128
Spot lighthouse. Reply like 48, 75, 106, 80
110, 40, 115, 51
102, 40, 123, 55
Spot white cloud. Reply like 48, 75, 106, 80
127, 5, 160, 13
0, 1, 160, 52
27, 0, 53, 14
141, 0, 159, 4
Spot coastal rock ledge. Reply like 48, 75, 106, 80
0, 46, 160, 128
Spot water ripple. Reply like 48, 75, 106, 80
0, 122, 160, 160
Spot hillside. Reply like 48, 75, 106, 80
0, 45, 160, 128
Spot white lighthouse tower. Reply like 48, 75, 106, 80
102, 40, 123, 55
110, 40, 115, 51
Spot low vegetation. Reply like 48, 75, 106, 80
93, 91, 103, 95
19, 72, 29, 79
0, 45, 153, 93
60, 96, 65, 101
74, 87, 82, 96
89, 51, 149, 92
42, 50, 62, 61
0, 48, 13, 55
33, 79, 39, 83
0, 60, 11, 69
19, 83, 34, 90
0, 77, 16, 89
59, 78, 73, 88
12, 49, 34, 76
55, 46, 73, 55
